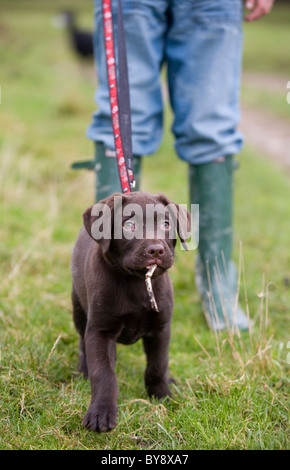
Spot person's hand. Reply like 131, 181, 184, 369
244, 0, 274, 21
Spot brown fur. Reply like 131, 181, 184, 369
71, 191, 190, 432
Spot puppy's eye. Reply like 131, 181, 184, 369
161, 220, 170, 230
123, 220, 136, 231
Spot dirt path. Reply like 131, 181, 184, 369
242, 72, 288, 94
240, 73, 290, 172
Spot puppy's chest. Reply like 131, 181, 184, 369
106, 278, 151, 312
117, 310, 157, 345
95, 275, 172, 344
113, 282, 170, 345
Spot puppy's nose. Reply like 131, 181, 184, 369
146, 243, 164, 258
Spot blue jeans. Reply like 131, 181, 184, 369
87, 0, 244, 164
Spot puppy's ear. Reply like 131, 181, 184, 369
82, 194, 119, 255
82, 204, 111, 255
175, 204, 191, 250
82, 205, 95, 237
156, 193, 191, 250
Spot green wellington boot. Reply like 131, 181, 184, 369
72, 142, 142, 202
189, 156, 250, 331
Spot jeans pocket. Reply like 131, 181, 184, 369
193, 0, 242, 23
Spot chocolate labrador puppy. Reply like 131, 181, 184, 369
71, 191, 190, 432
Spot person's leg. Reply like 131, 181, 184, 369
166, 0, 249, 330
86, 0, 169, 201
189, 157, 249, 331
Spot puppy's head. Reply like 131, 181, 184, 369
83, 192, 191, 278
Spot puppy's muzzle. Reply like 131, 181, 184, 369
146, 243, 165, 268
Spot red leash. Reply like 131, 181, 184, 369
103, 0, 134, 194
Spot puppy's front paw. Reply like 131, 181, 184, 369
146, 381, 172, 400
82, 402, 118, 432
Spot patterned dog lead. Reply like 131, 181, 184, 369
103, 0, 135, 193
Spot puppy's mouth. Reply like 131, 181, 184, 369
146, 258, 164, 269
121, 249, 173, 278
124, 262, 166, 279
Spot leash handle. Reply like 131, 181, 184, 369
103, 0, 134, 193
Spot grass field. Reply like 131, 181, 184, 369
0, 0, 289, 450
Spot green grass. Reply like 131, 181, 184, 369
243, 4, 290, 76
0, 0, 289, 450
242, 4, 290, 119
241, 84, 290, 121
